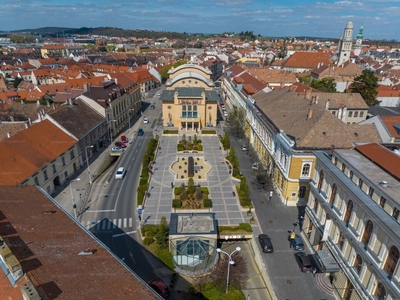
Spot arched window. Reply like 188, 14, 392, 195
317, 170, 324, 190
384, 246, 399, 278
329, 184, 337, 205
299, 186, 306, 198
325, 213, 331, 226
374, 283, 386, 300
302, 163, 310, 176
344, 200, 353, 226
362, 220, 373, 248
354, 254, 363, 274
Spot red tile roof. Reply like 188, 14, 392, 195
380, 116, 400, 138
0, 185, 158, 300
355, 143, 400, 179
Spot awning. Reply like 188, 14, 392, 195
315, 250, 340, 273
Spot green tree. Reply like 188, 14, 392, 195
188, 178, 195, 195
351, 70, 380, 106
155, 216, 169, 250
311, 78, 337, 92
228, 107, 246, 137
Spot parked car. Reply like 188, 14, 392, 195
148, 277, 170, 298
258, 234, 274, 253
224, 111, 228, 117
121, 135, 128, 143
294, 252, 313, 273
241, 145, 247, 151
156, 92, 161, 96
143, 117, 149, 124
138, 128, 144, 136
252, 162, 260, 170
220, 102, 225, 107
289, 234, 305, 251
221, 106, 226, 111
115, 167, 126, 180
111, 146, 124, 153
150, 105, 155, 110
115, 141, 127, 148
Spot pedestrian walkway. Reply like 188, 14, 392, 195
83, 217, 134, 231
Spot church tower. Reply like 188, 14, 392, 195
353, 25, 364, 56
337, 20, 353, 66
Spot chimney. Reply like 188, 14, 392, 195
342, 106, 347, 122
307, 109, 313, 120
325, 99, 330, 110
337, 107, 342, 120
114, 78, 118, 85
68, 98, 73, 105
25, 121, 29, 129
83, 82, 88, 92
305, 89, 312, 100
7, 132, 11, 138
315, 96, 319, 104
28, 118, 32, 126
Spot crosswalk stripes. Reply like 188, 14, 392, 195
85, 218, 134, 231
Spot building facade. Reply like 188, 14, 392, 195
303, 144, 400, 300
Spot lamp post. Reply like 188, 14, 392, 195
216, 246, 241, 294
85, 145, 94, 184
107, 120, 116, 144
69, 178, 81, 218
128, 109, 135, 132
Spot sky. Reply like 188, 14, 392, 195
1, 0, 399, 40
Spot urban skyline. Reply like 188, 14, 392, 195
1, 0, 399, 40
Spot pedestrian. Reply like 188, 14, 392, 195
171, 182, 174, 189
269, 190, 273, 202
313, 268, 317, 277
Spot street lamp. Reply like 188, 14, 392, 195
85, 145, 94, 184
69, 178, 81, 218
107, 120, 116, 144
216, 246, 241, 294
128, 109, 135, 131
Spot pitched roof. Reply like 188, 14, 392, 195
355, 143, 400, 180
47, 99, 105, 139
380, 116, 400, 138
0, 185, 158, 300
253, 88, 380, 148
0, 119, 77, 186
282, 51, 332, 69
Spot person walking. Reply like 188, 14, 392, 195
313, 268, 317, 277
268, 190, 273, 202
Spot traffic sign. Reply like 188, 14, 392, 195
137, 208, 142, 215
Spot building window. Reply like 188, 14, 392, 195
52, 164, 57, 174
301, 163, 310, 177
332, 111, 336, 116
334, 157, 338, 166
329, 184, 337, 205
64, 171, 68, 180
43, 170, 48, 181
393, 207, 400, 220
374, 283, 386, 300
362, 220, 373, 248
348, 111, 353, 117
341, 163, 346, 172
34, 176, 39, 185
360, 111, 364, 118
358, 178, 363, 188
368, 187, 374, 197
70, 150, 75, 160
354, 111, 359, 117
338, 232, 346, 250
317, 170, 324, 190
384, 246, 399, 278
313, 199, 319, 212
62, 156, 66, 166
344, 200, 353, 226
349, 170, 353, 181
299, 186, 306, 198
380, 197, 386, 209
354, 254, 363, 275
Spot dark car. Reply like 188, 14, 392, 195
138, 128, 144, 136
258, 234, 274, 253
150, 104, 155, 110
289, 234, 305, 251
114, 141, 127, 148
294, 252, 313, 273
148, 277, 170, 298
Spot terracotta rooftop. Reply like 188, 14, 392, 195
380, 116, 400, 138
355, 143, 400, 180
0, 185, 158, 300
282, 51, 332, 69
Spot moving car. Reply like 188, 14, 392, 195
115, 141, 127, 148
258, 234, 274, 253
294, 252, 313, 273
289, 234, 305, 251
148, 277, 170, 298
138, 128, 144, 136
115, 167, 126, 180
143, 117, 149, 124
121, 135, 128, 143
156, 92, 161, 96
150, 105, 155, 110
241, 145, 247, 151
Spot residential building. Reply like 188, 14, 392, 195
0, 185, 159, 300
360, 116, 400, 143
303, 143, 400, 300
280, 51, 332, 73
0, 119, 79, 194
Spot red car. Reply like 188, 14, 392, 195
115, 141, 127, 148
121, 135, 128, 143
148, 277, 170, 298
220, 102, 225, 107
